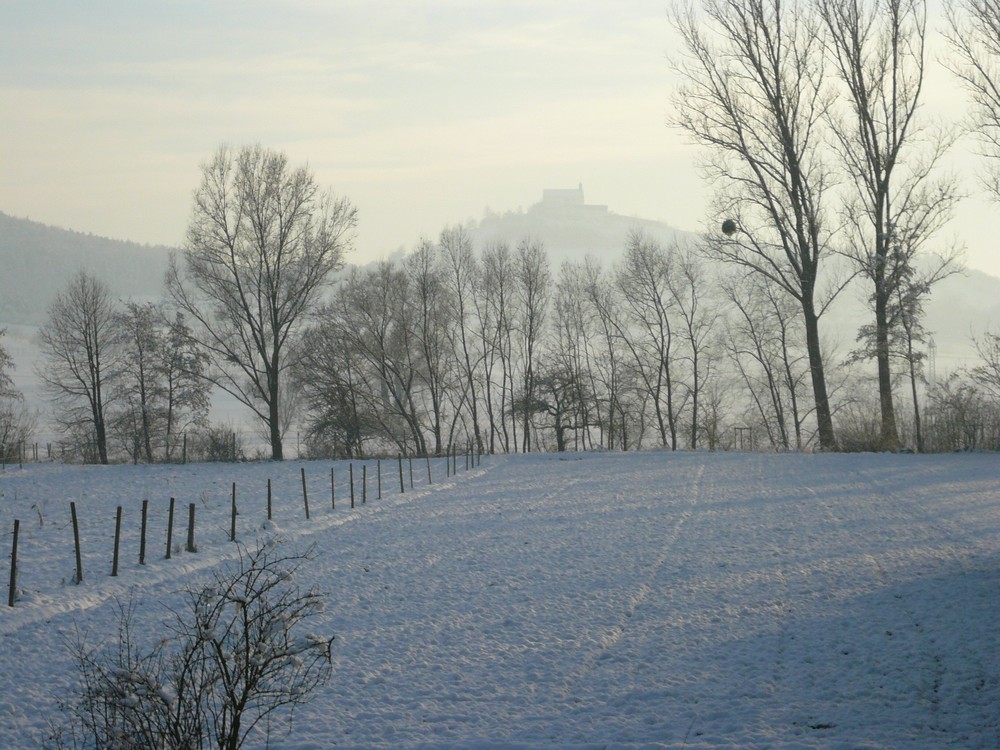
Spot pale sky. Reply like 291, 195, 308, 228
2, 1, 999, 276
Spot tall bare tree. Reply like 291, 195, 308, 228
669, 246, 720, 448
615, 231, 681, 449
581, 258, 628, 450
167, 144, 356, 460
480, 241, 518, 453
819, 0, 959, 450
514, 239, 551, 453
945, 0, 1000, 201
671, 0, 839, 449
440, 226, 485, 454
37, 272, 120, 464
406, 240, 454, 455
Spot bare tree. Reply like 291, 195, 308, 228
479, 242, 518, 453
161, 312, 212, 461
581, 258, 628, 450
945, 0, 1000, 201
440, 226, 486, 454
294, 318, 369, 457
112, 304, 213, 464
972, 329, 1000, 401
819, 0, 959, 451
551, 261, 603, 450
331, 263, 428, 455
167, 144, 356, 460
406, 240, 455, 455
0, 330, 35, 461
615, 231, 681, 449
37, 272, 120, 464
669, 246, 720, 448
671, 0, 839, 449
113, 302, 161, 462
514, 239, 551, 453
722, 271, 811, 449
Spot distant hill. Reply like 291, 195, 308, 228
0, 211, 173, 324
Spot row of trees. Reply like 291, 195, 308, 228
33, 276, 210, 464
670, 0, 970, 452
292, 221, 1000, 456
12, 0, 1000, 461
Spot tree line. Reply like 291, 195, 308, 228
6, 0, 1000, 462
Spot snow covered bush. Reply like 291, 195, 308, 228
49, 543, 333, 750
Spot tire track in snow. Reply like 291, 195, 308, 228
554, 460, 706, 704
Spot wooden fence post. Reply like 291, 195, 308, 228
267, 478, 273, 520
186, 503, 196, 553
230, 482, 237, 541
377, 459, 382, 499
362, 465, 367, 503
398, 454, 405, 494
8, 519, 19, 607
70, 502, 83, 584
349, 463, 355, 509
166, 497, 175, 559
330, 467, 335, 510
426, 456, 432, 485
139, 499, 148, 565
182, 433, 187, 465
301, 467, 310, 520
111, 506, 123, 577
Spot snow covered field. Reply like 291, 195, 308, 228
1, 451, 999, 749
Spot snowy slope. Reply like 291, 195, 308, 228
1, 451, 999, 748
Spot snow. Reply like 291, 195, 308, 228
1, 451, 999, 748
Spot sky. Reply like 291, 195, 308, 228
1, 1, 999, 276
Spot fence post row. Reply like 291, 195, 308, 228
14, 454, 489, 598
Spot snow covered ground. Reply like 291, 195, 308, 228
1, 450, 999, 749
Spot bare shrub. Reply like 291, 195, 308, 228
50, 543, 333, 750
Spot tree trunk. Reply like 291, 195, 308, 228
802, 300, 836, 450
269, 379, 283, 461
875, 293, 901, 451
